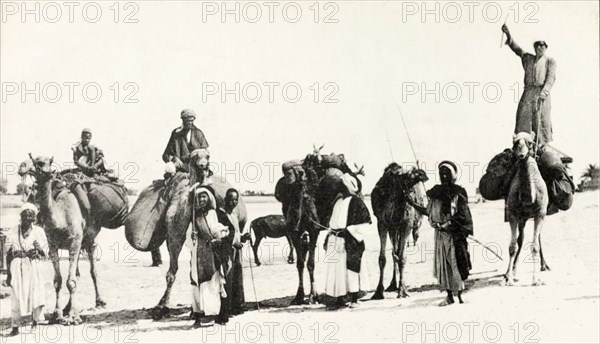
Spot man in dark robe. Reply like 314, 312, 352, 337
154, 109, 209, 266
162, 109, 209, 172
216, 188, 246, 317
70, 128, 106, 222
427, 161, 473, 306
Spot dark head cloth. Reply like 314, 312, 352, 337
533, 40, 548, 48
81, 128, 92, 135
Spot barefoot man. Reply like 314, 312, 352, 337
427, 161, 473, 306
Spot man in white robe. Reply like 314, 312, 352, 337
323, 174, 372, 310
5, 203, 48, 336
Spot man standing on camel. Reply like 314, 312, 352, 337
502, 24, 557, 147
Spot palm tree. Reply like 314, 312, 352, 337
580, 164, 600, 191
581, 164, 600, 182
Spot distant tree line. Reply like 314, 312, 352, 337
242, 190, 273, 196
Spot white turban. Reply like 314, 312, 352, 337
195, 187, 216, 209
180, 109, 196, 119
513, 132, 534, 144
20, 202, 38, 216
341, 173, 359, 195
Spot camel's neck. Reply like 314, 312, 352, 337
518, 157, 539, 205
37, 176, 57, 226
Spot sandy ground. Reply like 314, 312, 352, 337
0, 191, 598, 343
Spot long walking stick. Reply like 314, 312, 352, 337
533, 98, 544, 158
396, 103, 419, 167
467, 236, 504, 261
246, 243, 260, 311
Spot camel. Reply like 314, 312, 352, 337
371, 164, 428, 299
505, 132, 549, 286
277, 161, 321, 305
276, 146, 363, 305
248, 215, 294, 266
24, 155, 106, 325
154, 154, 247, 317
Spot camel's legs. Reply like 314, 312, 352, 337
397, 225, 410, 298
386, 227, 400, 292
539, 233, 551, 271
291, 233, 307, 305
251, 235, 263, 266
505, 217, 520, 285
63, 243, 82, 325
286, 235, 295, 264
372, 223, 388, 300
49, 247, 63, 323
531, 216, 545, 285
87, 242, 106, 308
306, 230, 318, 304
158, 228, 186, 309
512, 220, 526, 279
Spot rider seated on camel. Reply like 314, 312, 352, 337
70, 128, 107, 222
72, 128, 107, 176
162, 109, 209, 175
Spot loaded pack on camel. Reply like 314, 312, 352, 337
274, 145, 365, 305
19, 155, 129, 230
479, 139, 575, 216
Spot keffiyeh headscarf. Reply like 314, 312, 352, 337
439, 160, 458, 183
341, 173, 359, 195
195, 187, 216, 210
20, 202, 38, 216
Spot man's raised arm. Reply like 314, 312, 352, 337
502, 24, 524, 57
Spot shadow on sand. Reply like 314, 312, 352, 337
0, 273, 506, 334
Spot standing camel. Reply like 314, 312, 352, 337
371, 164, 428, 299
276, 147, 364, 305
276, 160, 321, 305
153, 154, 247, 317
25, 155, 106, 325
505, 132, 549, 286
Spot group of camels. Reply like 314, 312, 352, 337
18, 134, 551, 324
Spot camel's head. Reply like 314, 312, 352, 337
383, 162, 403, 176
512, 132, 535, 160
26, 154, 57, 180
403, 167, 429, 188
282, 160, 305, 184
189, 149, 212, 185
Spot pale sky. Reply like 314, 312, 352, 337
1, 1, 599, 195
